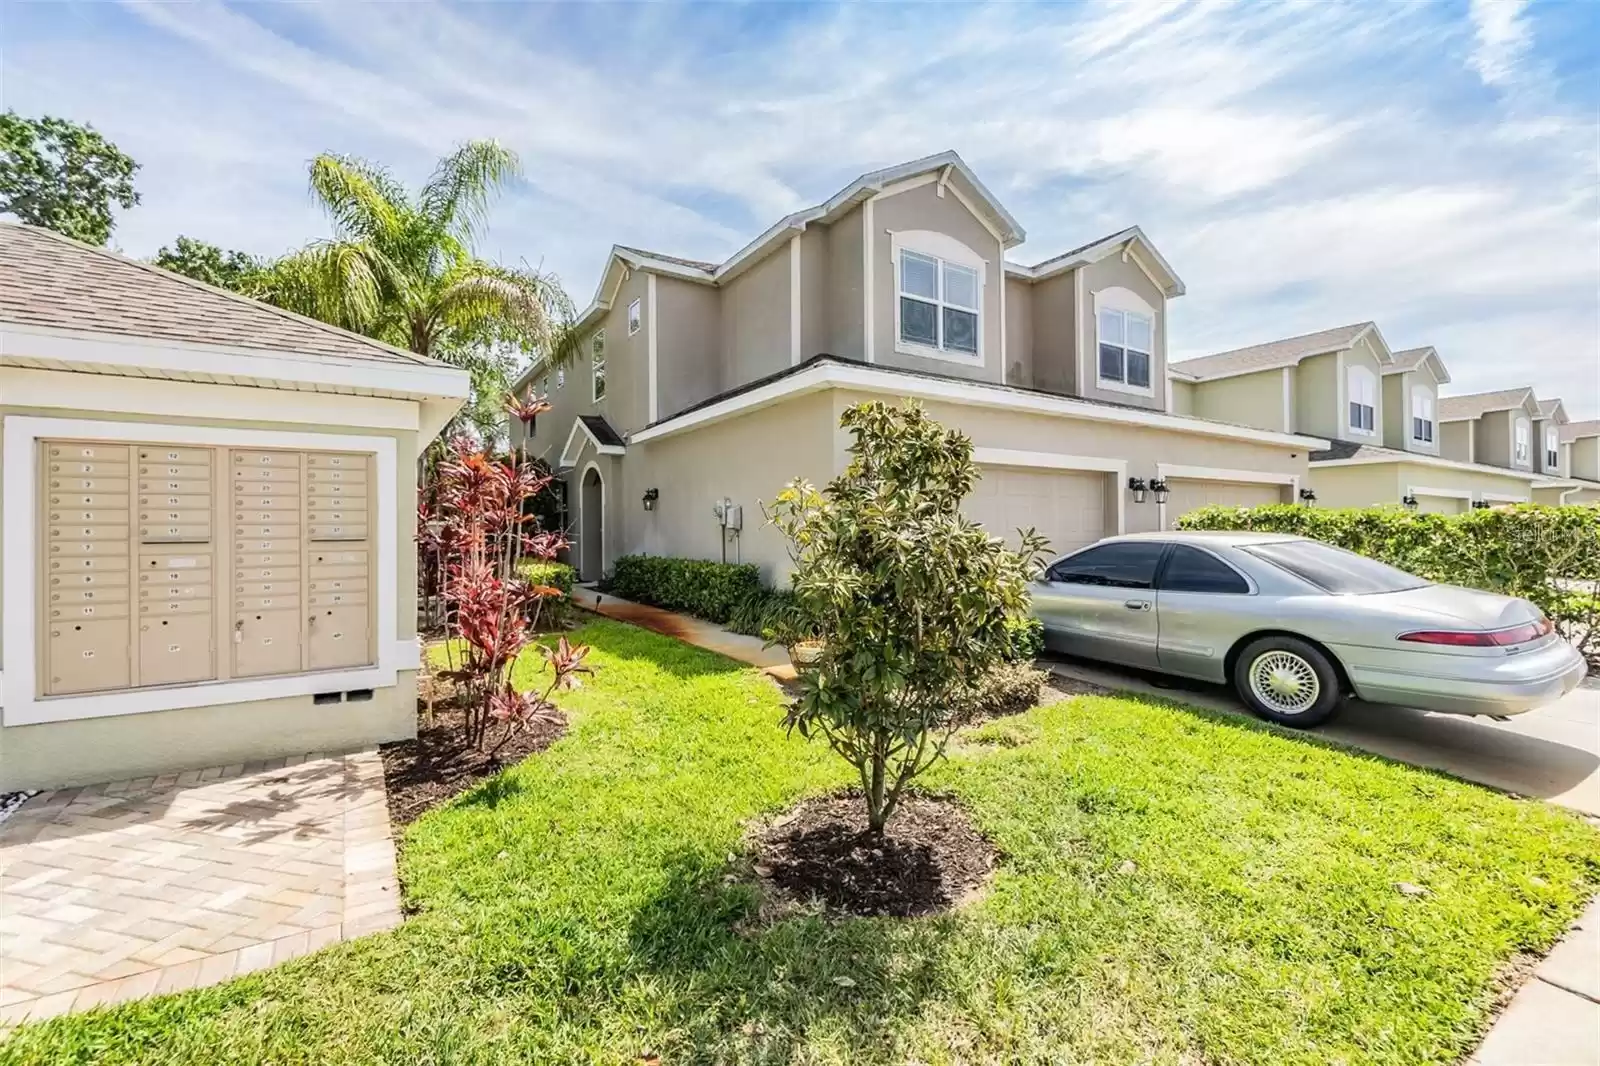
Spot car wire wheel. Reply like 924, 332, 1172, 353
1247, 650, 1321, 716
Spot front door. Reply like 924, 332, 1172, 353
1032, 540, 1167, 669
580, 466, 603, 581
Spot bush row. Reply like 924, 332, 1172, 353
607, 555, 763, 624
1177, 504, 1600, 660
516, 560, 578, 627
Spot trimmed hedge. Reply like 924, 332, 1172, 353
608, 555, 762, 624
517, 560, 577, 627
1178, 504, 1600, 661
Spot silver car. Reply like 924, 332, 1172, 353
1030, 531, 1587, 727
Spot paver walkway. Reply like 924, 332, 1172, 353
0, 749, 400, 1028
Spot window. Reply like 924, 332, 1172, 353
1242, 540, 1428, 595
37, 441, 375, 698
1514, 417, 1530, 463
898, 249, 979, 357
591, 330, 606, 402
1046, 541, 1166, 589
1347, 366, 1376, 434
1097, 308, 1154, 390
556, 368, 565, 389
627, 298, 641, 336
1546, 428, 1560, 469
1411, 389, 1434, 443
538, 375, 549, 397
1158, 545, 1250, 594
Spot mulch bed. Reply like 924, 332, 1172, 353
749, 791, 997, 918
380, 699, 566, 826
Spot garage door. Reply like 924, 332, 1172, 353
1164, 478, 1284, 528
966, 466, 1108, 559
1415, 493, 1466, 515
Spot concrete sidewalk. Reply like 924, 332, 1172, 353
572, 586, 795, 678
1470, 898, 1600, 1066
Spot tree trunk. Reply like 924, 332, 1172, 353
865, 751, 888, 834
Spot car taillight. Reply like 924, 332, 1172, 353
1399, 616, 1553, 647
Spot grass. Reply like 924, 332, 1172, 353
5, 617, 1598, 1065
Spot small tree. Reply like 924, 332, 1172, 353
424, 424, 589, 751
767, 401, 1047, 833
0, 112, 140, 244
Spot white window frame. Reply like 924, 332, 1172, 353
2, 416, 405, 726
1514, 417, 1530, 463
1410, 388, 1434, 444
627, 298, 641, 337
1546, 427, 1560, 469
591, 329, 606, 403
1346, 365, 1377, 436
890, 230, 984, 365
1094, 287, 1157, 397
556, 368, 565, 389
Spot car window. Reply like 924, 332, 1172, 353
1159, 544, 1250, 594
1242, 540, 1429, 595
1047, 542, 1166, 589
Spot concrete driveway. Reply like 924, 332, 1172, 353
1045, 657, 1600, 816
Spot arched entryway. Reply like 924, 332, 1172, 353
579, 463, 604, 581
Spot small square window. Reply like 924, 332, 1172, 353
627, 298, 641, 336
591, 330, 607, 402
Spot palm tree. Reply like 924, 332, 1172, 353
254, 141, 578, 437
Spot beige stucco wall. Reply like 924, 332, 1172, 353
1003, 276, 1033, 387
1478, 410, 1514, 470
1441, 420, 1474, 463
1191, 368, 1285, 433
656, 274, 721, 421
1295, 352, 1339, 440
1572, 439, 1600, 482
826, 206, 865, 361
1305, 464, 1404, 508
1168, 378, 1195, 416
1076, 253, 1168, 412
1029, 271, 1078, 397
0, 373, 427, 790
799, 227, 830, 363
870, 183, 1004, 384
721, 243, 792, 390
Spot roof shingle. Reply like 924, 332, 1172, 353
1170, 323, 1373, 381
1437, 388, 1536, 422
0, 222, 437, 366
1559, 420, 1599, 443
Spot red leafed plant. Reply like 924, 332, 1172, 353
421, 413, 587, 751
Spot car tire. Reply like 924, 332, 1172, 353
1232, 636, 1344, 728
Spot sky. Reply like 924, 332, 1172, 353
3, 0, 1598, 416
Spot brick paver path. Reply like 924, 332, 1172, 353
0, 750, 400, 1027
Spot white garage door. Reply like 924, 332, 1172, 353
1164, 478, 1284, 528
1415, 493, 1466, 515
966, 466, 1108, 559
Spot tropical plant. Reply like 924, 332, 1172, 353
0, 111, 140, 244
766, 400, 1049, 833
423, 427, 587, 750
254, 140, 580, 437
153, 236, 264, 292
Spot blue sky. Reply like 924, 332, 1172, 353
5, 0, 1598, 415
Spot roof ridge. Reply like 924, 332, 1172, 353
2, 221, 439, 367
1174, 321, 1373, 366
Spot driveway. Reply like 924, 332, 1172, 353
1045, 657, 1600, 816
0, 751, 402, 1028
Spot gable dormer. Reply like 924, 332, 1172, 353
1533, 398, 1568, 476
1381, 346, 1450, 456
1438, 387, 1540, 471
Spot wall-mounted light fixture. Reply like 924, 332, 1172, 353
1471, 499, 1489, 509
1126, 476, 1148, 504
1401, 494, 1418, 511
641, 487, 659, 511
1150, 478, 1170, 505
1298, 488, 1317, 505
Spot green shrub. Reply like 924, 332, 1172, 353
727, 586, 803, 640
1004, 616, 1045, 662
953, 660, 1050, 719
1178, 503, 1600, 661
517, 560, 577, 627
609, 555, 762, 624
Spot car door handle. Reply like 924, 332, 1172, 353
1124, 600, 1151, 611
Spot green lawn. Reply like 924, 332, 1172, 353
6, 618, 1598, 1065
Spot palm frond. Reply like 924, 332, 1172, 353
419, 140, 522, 245
428, 261, 575, 356
308, 154, 408, 247
254, 240, 385, 335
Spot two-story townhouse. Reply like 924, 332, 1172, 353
509, 151, 1327, 581
1172, 330, 1563, 513
1544, 420, 1600, 505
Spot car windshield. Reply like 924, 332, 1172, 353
1241, 540, 1430, 595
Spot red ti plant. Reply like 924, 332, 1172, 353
422, 422, 586, 751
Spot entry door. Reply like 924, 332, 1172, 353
1033, 541, 1167, 669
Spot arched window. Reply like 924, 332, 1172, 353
1410, 388, 1434, 443
1347, 365, 1377, 434
1514, 417, 1531, 463
1546, 427, 1560, 469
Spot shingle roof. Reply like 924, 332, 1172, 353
1560, 420, 1600, 443
1169, 323, 1373, 381
578, 414, 625, 448
1437, 388, 1536, 422
614, 245, 719, 273
1387, 347, 1433, 372
1536, 398, 1565, 420
0, 222, 437, 366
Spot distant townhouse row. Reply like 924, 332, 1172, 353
1170, 327, 1600, 513
506, 151, 1595, 582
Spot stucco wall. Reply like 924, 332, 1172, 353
870, 182, 1003, 384
826, 207, 865, 361
1295, 352, 1339, 441
1003, 276, 1033, 387
1076, 253, 1168, 412
1441, 420, 1474, 463
656, 275, 721, 420
799, 227, 830, 363
1191, 368, 1285, 433
721, 243, 792, 390
1029, 271, 1077, 396
1479, 410, 1512, 469
1571, 438, 1600, 482
1168, 378, 1195, 416
1305, 464, 1403, 508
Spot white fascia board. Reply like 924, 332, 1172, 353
630, 361, 1329, 450
1007, 226, 1185, 296
1, 324, 469, 402
1352, 322, 1395, 365
974, 448, 1126, 474
1313, 451, 1540, 483
559, 417, 625, 468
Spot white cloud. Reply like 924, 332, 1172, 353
1468, 0, 1532, 87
